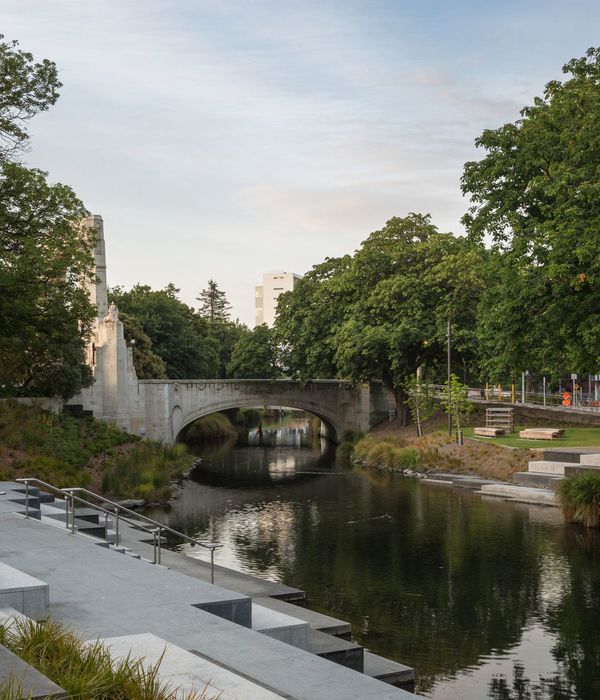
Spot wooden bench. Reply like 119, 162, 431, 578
519, 428, 564, 440
474, 427, 505, 437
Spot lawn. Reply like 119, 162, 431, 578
464, 425, 600, 449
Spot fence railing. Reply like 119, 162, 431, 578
16, 478, 222, 583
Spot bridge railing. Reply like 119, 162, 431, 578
16, 478, 222, 583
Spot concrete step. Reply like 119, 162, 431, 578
97, 633, 284, 699
514, 472, 564, 491
542, 450, 582, 463
0, 643, 67, 699
564, 464, 600, 477
527, 460, 573, 475
580, 454, 600, 466
0, 563, 49, 620
44, 507, 101, 525
254, 596, 352, 637
364, 651, 414, 687
0, 607, 35, 630
252, 602, 309, 649
308, 629, 364, 672
478, 483, 558, 506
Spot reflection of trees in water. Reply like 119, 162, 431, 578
272, 478, 546, 693
488, 663, 572, 700
541, 527, 600, 699
155, 442, 600, 699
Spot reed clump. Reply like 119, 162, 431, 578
557, 472, 600, 528
0, 617, 217, 699
353, 436, 421, 471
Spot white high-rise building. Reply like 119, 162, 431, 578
255, 272, 302, 327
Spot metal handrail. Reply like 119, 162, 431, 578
16, 478, 222, 583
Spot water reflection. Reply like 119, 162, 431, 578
148, 428, 600, 699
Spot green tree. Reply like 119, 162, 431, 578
0, 162, 96, 398
227, 324, 279, 379
440, 373, 473, 439
462, 47, 600, 379
109, 284, 218, 378
332, 214, 486, 422
209, 319, 248, 378
404, 374, 435, 437
119, 313, 167, 379
0, 35, 61, 161
275, 256, 352, 381
197, 279, 231, 323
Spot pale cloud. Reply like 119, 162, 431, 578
1, 0, 599, 324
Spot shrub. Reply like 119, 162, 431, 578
183, 413, 237, 443
335, 442, 354, 466
557, 472, 600, 528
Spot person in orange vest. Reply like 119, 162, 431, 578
562, 391, 571, 406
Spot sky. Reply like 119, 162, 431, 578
2, 1, 600, 325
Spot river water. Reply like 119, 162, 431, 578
148, 427, 600, 699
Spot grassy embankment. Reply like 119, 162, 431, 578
0, 617, 214, 700
347, 411, 600, 482
0, 401, 193, 501
464, 425, 600, 449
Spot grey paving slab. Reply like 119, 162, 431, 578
98, 632, 284, 700
0, 511, 414, 699
364, 651, 414, 684
0, 643, 66, 699
254, 596, 352, 637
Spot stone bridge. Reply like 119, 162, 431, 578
140, 379, 396, 444
67, 216, 396, 444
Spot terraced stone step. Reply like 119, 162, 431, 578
252, 602, 309, 649
0, 644, 66, 699
527, 461, 573, 475
98, 632, 284, 699
254, 595, 352, 637
478, 483, 557, 506
308, 628, 364, 672
364, 651, 414, 687
514, 472, 564, 490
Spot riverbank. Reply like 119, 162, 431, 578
0, 401, 194, 502
356, 412, 539, 481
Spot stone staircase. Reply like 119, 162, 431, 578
0, 482, 415, 698
479, 449, 600, 504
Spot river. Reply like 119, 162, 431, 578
147, 426, 600, 699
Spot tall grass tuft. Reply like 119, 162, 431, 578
101, 443, 191, 500
0, 617, 219, 699
557, 472, 600, 528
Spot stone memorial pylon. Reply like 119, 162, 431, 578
69, 215, 144, 435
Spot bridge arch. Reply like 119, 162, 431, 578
174, 399, 342, 444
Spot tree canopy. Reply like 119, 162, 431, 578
197, 279, 232, 323
462, 46, 600, 380
228, 324, 279, 379
0, 35, 95, 399
109, 284, 219, 379
0, 35, 61, 162
276, 214, 486, 420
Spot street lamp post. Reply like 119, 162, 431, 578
447, 319, 451, 436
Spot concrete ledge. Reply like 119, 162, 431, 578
0, 562, 49, 620
364, 651, 414, 685
254, 596, 352, 637
308, 629, 364, 672
0, 643, 66, 699
252, 603, 309, 649
95, 633, 284, 700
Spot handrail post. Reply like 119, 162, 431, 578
157, 527, 162, 565
211, 547, 215, 585
24, 480, 29, 519
65, 493, 70, 529
70, 492, 76, 534
153, 530, 158, 564
104, 512, 108, 542
114, 508, 119, 546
